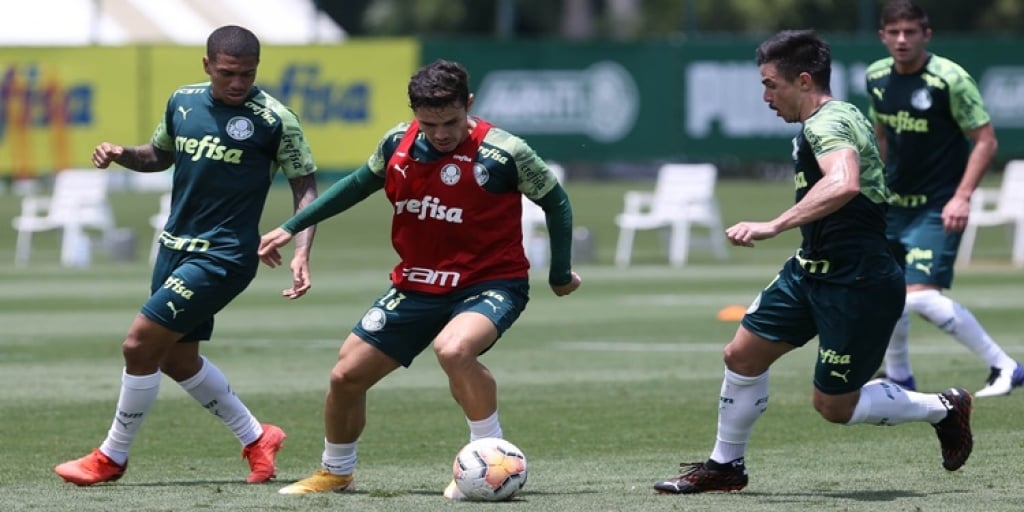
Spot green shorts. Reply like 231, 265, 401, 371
741, 258, 905, 394
141, 250, 256, 342
352, 278, 530, 367
887, 207, 961, 288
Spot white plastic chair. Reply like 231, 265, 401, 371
149, 192, 172, 263
522, 163, 565, 265
957, 160, 1024, 267
614, 163, 728, 267
11, 169, 116, 267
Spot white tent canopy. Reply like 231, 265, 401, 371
0, 0, 344, 46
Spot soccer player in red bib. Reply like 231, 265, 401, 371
259, 59, 581, 498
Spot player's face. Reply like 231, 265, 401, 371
413, 96, 474, 153
879, 19, 931, 71
760, 62, 803, 124
204, 53, 258, 106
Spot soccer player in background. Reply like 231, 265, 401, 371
866, 0, 1021, 397
654, 29, 973, 495
55, 25, 319, 486
258, 59, 581, 499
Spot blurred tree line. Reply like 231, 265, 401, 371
318, 0, 1023, 38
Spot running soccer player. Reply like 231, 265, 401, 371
55, 25, 318, 486
654, 29, 973, 495
866, 0, 1022, 397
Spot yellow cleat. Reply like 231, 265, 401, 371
278, 469, 355, 495
443, 479, 466, 501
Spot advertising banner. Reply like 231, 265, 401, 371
147, 39, 419, 172
0, 47, 140, 177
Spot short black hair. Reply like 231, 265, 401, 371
206, 25, 260, 61
755, 29, 832, 94
880, 0, 930, 31
408, 59, 470, 110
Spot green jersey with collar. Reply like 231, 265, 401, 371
792, 100, 894, 284
151, 83, 316, 269
865, 54, 990, 209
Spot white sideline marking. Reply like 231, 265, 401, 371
559, 341, 1024, 354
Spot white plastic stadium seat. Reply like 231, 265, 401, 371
957, 160, 1024, 268
614, 163, 728, 267
149, 192, 172, 264
522, 162, 565, 266
11, 169, 116, 267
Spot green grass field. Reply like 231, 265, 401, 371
1, 177, 1022, 511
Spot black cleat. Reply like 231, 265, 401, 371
933, 387, 973, 471
654, 458, 748, 494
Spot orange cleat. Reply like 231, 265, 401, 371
242, 424, 286, 483
55, 449, 127, 486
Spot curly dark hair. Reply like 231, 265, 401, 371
408, 59, 470, 110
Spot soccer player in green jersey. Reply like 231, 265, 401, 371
258, 59, 581, 498
655, 29, 973, 495
866, 0, 1021, 398
54, 25, 319, 486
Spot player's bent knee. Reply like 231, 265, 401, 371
812, 394, 855, 424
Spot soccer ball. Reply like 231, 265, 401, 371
452, 437, 528, 501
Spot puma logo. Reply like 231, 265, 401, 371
115, 417, 132, 429
177, 106, 192, 120
483, 299, 500, 313
914, 262, 932, 275
830, 369, 851, 383
166, 301, 185, 319
393, 163, 408, 178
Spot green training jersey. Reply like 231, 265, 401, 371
865, 54, 990, 209
366, 120, 558, 200
151, 83, 316, 268
793, 100, 891, 283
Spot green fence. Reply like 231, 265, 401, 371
424, 37, 1024, 165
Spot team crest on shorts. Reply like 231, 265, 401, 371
910, 88, 932, 110
360, 307, 387, 332
225, 116, 255, 140
473, 163, 489, 186
440, 164, 461, 185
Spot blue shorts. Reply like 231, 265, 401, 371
742, 258, 905, 394
141, 249, 256, 342
887, 207, 961, 288
352, 279, 529, 367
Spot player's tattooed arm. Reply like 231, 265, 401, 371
288, 173, 319, 259
118, 144, 174, 172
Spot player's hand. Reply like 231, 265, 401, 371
942, 196, 970, 233
282, 256, 311, 299
726, 221, 778, 247
551, 271, 582, 296
258, 227, 294, 268
92, 142, 124, 169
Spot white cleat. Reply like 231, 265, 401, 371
975, 363, 1024, 398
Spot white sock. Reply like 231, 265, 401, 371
907, 290, 1016, 370
99, 370, 162, 465
178, 356, 262, 446
884, 311, 913, 380
467, 411, 503, 441
322, 439, 358, 475
709, 369, 768, 463
846, 379, 949, 425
